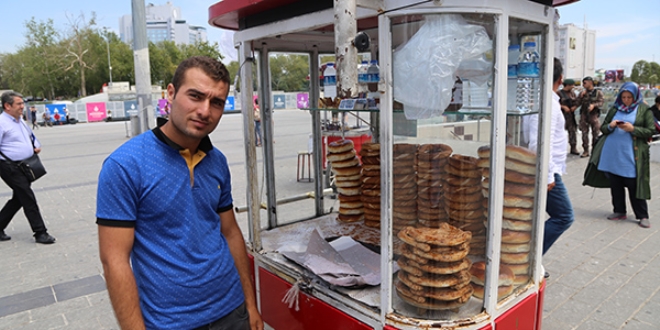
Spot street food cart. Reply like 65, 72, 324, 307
209, 0, 578, 329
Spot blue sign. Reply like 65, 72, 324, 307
273, 94, 285, 109
124, 101, 138, 117
45, 104, 67, 123
224, 96, 235, 111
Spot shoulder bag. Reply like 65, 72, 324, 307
0, 124, 47, 182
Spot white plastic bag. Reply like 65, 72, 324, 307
393, 14, 492, 119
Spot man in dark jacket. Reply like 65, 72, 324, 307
558, 79, 579, 155
576, 76, 604, 157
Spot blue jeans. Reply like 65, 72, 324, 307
254, 120, 262, 145
543, 173, 574, 255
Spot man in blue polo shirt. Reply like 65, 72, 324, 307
97, 56, 263, 330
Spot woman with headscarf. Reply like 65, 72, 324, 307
583, 82, 655, 228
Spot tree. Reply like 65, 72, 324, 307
269, 53, 310, 92
63, 12, 98, 97
631, 60, 660, 85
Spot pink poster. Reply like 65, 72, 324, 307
86, 102, 107, 122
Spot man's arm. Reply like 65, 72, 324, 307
594, 90, 605, 109
219, 210, 264, 330
98, 225, 145, 330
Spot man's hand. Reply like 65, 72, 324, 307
248, 305, 264, 330
589, 104, 595, 112
547, 182, 556, 191
34, 147, 41, 154
561, 105, 570, 113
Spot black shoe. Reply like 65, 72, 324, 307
0, 231, 10, 241
544, 271, 550, 279
35, 232, 56, 244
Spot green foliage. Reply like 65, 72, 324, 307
269, 53, 310, 92
631, 60, 660, 85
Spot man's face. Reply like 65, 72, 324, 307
3, 97, 25, 120
583, 80, 593, 90
166, 67, 228, 145
563, 84, 574, 92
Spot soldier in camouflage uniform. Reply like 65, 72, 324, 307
576, 76, 604, 157
558, 79, 579, 155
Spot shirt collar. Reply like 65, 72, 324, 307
0, 112, 20, 123
151, 117, 213, 153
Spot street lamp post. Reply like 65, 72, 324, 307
103, 28, 113, 88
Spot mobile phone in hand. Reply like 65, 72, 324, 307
616, 120, 625, 125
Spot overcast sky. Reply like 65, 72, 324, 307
1, 1, 658, 72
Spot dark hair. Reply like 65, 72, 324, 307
171, 56, 230, 96
553, 57, 563, 84
655, 95, 660, 104
1, 91, 24, 110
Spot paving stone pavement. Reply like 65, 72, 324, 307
0, 112, 658, 329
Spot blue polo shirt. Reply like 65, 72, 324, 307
96, 126, 244, 329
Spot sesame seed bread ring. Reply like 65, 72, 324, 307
503, 262, 529, 275
500, 252, 530, 264
416, 165, 446, 174
364, 220, 381, 228
445, 200, 482, 211
393, 199, 417, 208
503, 195, 534, 208
445, 164, 482, 179
332, 157, 360, 168
444, 175, 482, 187
362, 164, 380, 172
337, 186, 361, 196
502, 218, 533, 231
418, 210, 449, 221
450, 185, 481, 195
393, 143, 418, 154
336, 173, 362, 182
396, 283, 473, 310
361, 184, 380, 190
338, 194, 362, 202
505, 158, 536, 176
339, 201, 364, 209
505, 182, 535, 198
393, 166, 416, 175
404, 269, 472, 289
361, 156, 380, 165
501, 242, 531, 253
410, 257, 472, 275
393, 211, 418, 221
504, 171, 536, 185
412, 245, 469, 263
445, 191, 484, 204
505, 145, 536, 166
393, 180, 417, 190
513, 274, 530, 286
360, 195, 381, 203
501, 229, 532, 244
397, 257, 424, 276
327, 150, 356, 162
410, 282, 474, 302
335, 179, 361, 188
338, 207, 365, 215
502, 207, 533, 221
470, 283, 514, 300
477, 145, 490, 159
448, 154, 479, 171
417, 143, 452, 155
332, 165, 362, 176
446, 208, 483, 220
469, 261, 515, 286
477, 157, 490, 168
417, 198, 442, 209
362, 189, 381, 197
417, 179, 444, 187
393, 174, 415, 183
361, 142, 380, 152
327, 139, 354, 154
337, 213, 364, 223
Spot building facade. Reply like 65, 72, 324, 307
119, 1, 207, 46
555, 23, 596, 81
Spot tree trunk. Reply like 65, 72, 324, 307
80, 64, 87, 97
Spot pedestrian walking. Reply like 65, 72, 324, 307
30, 106, 38, 130
583, 82, 654, 228
525, 58, 574, 261
97, 56, 264, 330
0, 92, 56, 244
576, 76, 604, 157
254, 98, 262, 146
558, 79, 579, 155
